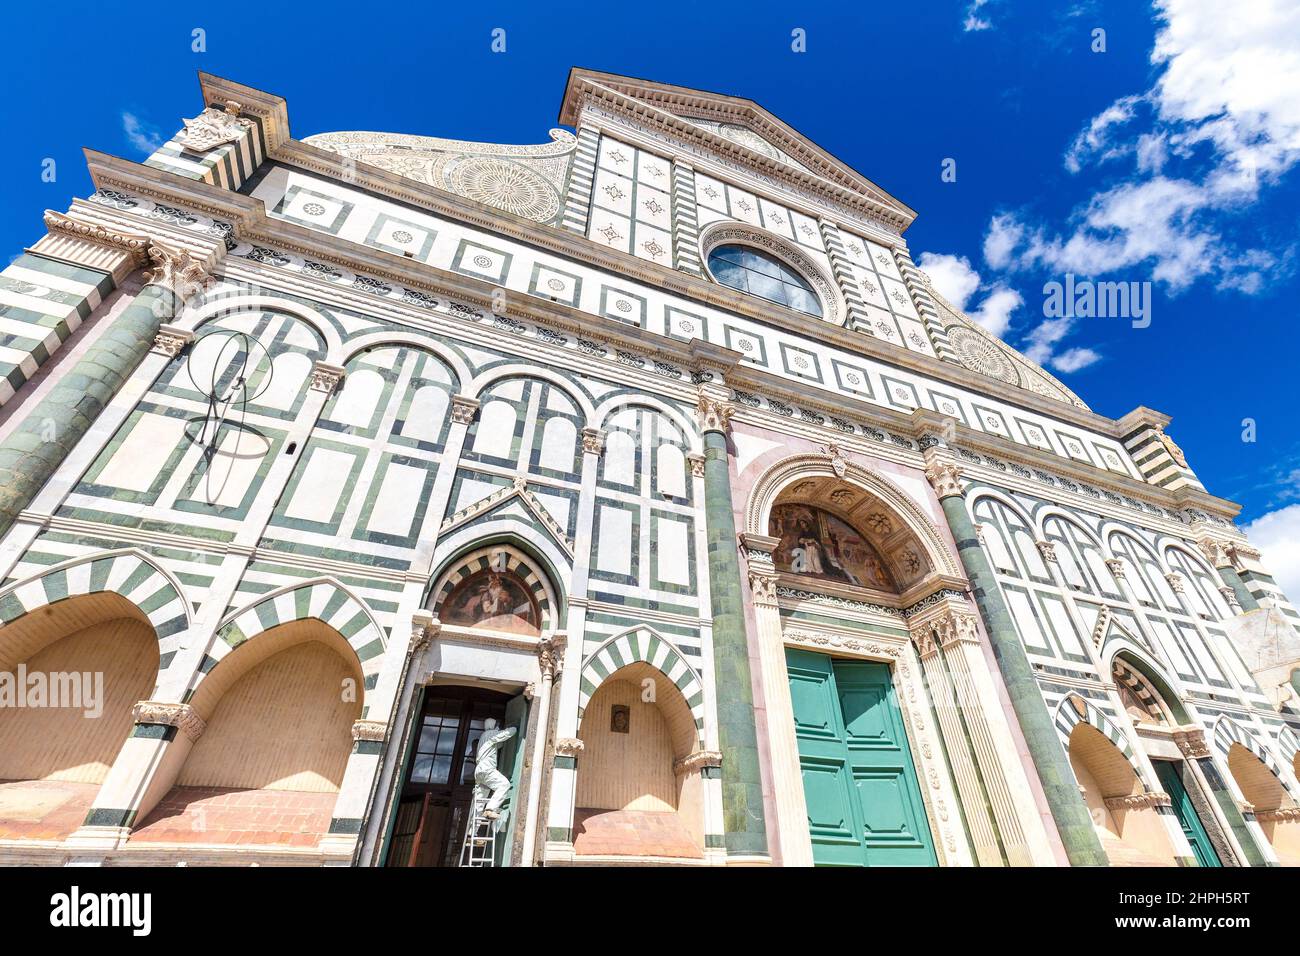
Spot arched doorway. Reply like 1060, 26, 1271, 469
573, 661, 705, 860
1226, 743, 1300, 865
130, 619, 362, 850
0, 592, 159, 841
1067, 716, 1179, 865
765, 476, 940, 867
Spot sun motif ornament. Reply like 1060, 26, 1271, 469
443, 155, 561, 222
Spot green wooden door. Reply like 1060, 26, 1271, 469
1153, 759, 1221, 867
787, 648, 937, 866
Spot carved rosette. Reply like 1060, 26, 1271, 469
450, 394, 479, 424
686, 452, 706, 478
923, 456, 963, 500
695, 383, 734, 435
142, 243, 210, 299
1104, 791, 1172, 811
309, 361, 346, 394
1035, 540, 1058, 563
1172, 726, 1211, 760
351, 719, 388, 743
672, 750, 722, 776
151, 324, 194, 359
554, 737, 585, 758
176, 100, 254, 154
581, 427, 605, 456
132, 700, 205, 742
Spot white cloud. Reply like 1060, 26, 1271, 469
968, 286, 1022, 339
1050, 346, 1102, 373
121, 112, 163, 155
915, 252, 981, 309
985, 0, 1300, 294
1242, 503, 1300, 602
963, 0, 993, 32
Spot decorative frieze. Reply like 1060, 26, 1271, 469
351, 719, 388, 743
1103, 792, 1171, 811
42, 209, 151, 264
673, 750, 722, 776
132, 701, 205, 742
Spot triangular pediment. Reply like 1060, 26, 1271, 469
560, 69, 915, 230
440, 477, 574, 557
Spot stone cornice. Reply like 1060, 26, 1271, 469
132, 701, 205, 742
74, 155, 1246, 523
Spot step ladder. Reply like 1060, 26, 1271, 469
458, 795, 497, 868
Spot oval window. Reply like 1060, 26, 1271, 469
707, 244, 823, 318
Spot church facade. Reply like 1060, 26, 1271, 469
0, 69, 1297, 867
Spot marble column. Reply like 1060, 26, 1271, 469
924, 449, 1109, 866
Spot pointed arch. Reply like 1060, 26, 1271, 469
0, 548, 191, 645
211, 577, 386, 681
578, 626, 705, 748
1054, 694, 1137, 766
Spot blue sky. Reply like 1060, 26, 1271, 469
2, 1, 1297, 588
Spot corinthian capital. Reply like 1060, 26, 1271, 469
581, 427, 605, 456
538, 632, 567, 678
748, 567, 780, 606
143, 242, 210, 298
923, 455, 963, 499
695, 382, 734, 435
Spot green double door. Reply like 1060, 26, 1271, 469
787, 648, 937, 866
1153, 759, 1221, 867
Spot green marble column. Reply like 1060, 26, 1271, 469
929, 460, 1108, 866
0, 281, 178, 538
699, 401, 767, 858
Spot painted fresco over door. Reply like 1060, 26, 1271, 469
786, 648, 936, 866
1153, 760, 1221, 867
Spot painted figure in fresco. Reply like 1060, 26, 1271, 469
473, 717, 518, 822
770, 503, 895, 591
444, 570, 539, 635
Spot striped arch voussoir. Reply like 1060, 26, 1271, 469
1056, 693, 1137, 764
1212, 716, 1285, 779
431, 547, 554, 632
214, 580, 386, 677
577, 628, 705, 747
0, 550, 190, 654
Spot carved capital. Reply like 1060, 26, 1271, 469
1105, 558, 1127, 579
141, 242, 210, 300
1036, 539, 1058, 563
409, 611, 441, 656
923, 457, 963, 500
132, 700, 205, 742
686, 452, 706, 478
1164, 572, 1185, 594
695, 383, 734, 435
1196, 536, 1233, 569
176, 101, 254, 154
351, 719, 388, 743
748, 567, 780, 606
538, 632, 566, 679
309, 361, 346, 394
933, 610, 981, 650
1219, 585, 1241, 610
910, 626, 939, 661
450, 394, 479, 424
1172, 725, 1211, 760
1104, 791, 1171, 811
151, 324, 194, 359
581, 427, 605, 456
673, 750, 722, 776
554, 737, 585, 758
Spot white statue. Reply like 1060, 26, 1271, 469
473, 717, 517, 824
